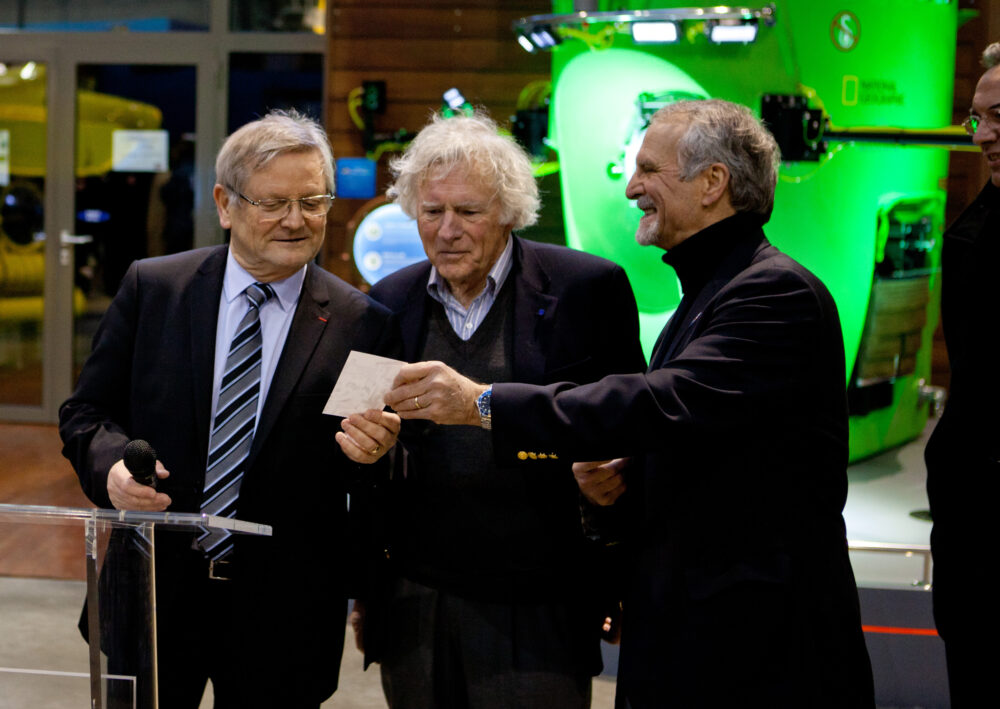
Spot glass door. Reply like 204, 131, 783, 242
0, 7, 323, 424
70, 63, 199, 384
0, 51, 53, 415
0, 34, 218, 423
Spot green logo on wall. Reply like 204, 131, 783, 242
831, 11, 860, 52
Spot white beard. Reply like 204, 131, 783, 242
634, 217, 660, 246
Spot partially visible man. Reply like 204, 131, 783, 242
924, 41, 1000, 707
60, 109, 401, 708
386, 100, 875, 708
359, 112, 646, 708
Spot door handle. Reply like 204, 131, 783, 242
59, 229, 93, 266
59, 230, 93, 245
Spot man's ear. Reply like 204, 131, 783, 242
699, 163, 731, 208
213, 184, 233, 230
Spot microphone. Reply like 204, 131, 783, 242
123, 439, 158, 488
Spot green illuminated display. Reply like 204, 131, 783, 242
543, 0, 956, 460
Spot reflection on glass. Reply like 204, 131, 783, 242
0, 60, 46, 407
230, 0, 326, 33
73, 65, 196, 383
0, 1, 209, 32
228, 53, 323, 133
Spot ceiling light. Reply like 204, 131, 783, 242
708, 22, 758, 43
631, 22, 680, 44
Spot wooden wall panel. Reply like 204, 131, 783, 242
329, 8, 529, 39
323, 2, 550, 285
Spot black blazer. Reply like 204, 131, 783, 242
924, 181, 1000, 639
59, 245, 401, 702
489, 223, 875, 707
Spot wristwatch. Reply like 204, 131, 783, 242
476, 385, 492, 430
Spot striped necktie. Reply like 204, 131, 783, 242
198, 282, 274, 560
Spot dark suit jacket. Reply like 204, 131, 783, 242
924, 180, 1000, 639
489, 217, 875, 708
365, 235, 646, 665
59, 245, 400, 703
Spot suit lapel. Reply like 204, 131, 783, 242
190, 248, 227, 470
397, 266, 432, 362
249, 264, 331, 465
510, 238, 557, 383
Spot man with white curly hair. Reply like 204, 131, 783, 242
925, 40, 1000, 707
356, 111, 646, 708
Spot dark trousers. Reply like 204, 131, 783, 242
101, 544, 323, 709
932, 526, 999, 708
380, 577, 594, 709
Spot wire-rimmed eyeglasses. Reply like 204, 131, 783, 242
233, 190, 334, 221
962, 108, 1000, 137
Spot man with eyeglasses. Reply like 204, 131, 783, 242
925, 41, 1000, 707
59, 109, 402, 708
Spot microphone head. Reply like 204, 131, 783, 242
123, 439, 157, 487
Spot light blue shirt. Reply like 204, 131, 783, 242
210, 251, 306, 435
426, 237, 514, 341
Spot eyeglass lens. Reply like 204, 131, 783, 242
256, 196, 331, 220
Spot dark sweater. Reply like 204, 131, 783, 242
393, 282, 585, 601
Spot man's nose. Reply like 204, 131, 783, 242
625, 173, 641, 201
975, 125, 998, 146
280, 200, 306, 227
439, 210, 462, 237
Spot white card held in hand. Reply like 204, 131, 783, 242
323, 350, 406, 417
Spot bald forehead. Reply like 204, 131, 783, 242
973, 65, 1000, 110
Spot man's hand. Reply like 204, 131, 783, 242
349, 599, 365, 653
336, 409, 401, 463
572, 458, 628, 506
602, 603, 623, 645
384, 361, 486, 426
107, 459, 172, 511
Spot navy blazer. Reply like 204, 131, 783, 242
59, 245, 401, 702
371, 236, 645, 389
364, 235, 646, 667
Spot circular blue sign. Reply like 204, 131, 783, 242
352, 202, 426, 285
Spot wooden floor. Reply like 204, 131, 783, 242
0, 423, 93, 580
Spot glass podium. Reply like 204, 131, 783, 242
0, 503, 271, 709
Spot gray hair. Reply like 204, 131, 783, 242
387, 111, 539, 230
215, 109, 335, 197
982, 42, 1000, 69
650, 99, 780, 218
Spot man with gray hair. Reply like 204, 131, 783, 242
386, 99, 875, 707
356, 111, 646, 708
60, 109, 401, 708
925, 41, 1000, 707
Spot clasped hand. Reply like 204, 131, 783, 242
335, 408, 401, 463
572, 458, 629, 506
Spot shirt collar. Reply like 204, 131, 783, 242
223, 249, 306, 312
426, 236, 514, 302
